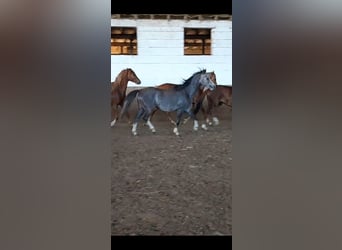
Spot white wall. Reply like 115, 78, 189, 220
111, 19, 232, 87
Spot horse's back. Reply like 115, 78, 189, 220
220, 85, 232, 96
212, 85, 232, 97
138, 87, 189, 112
156, 83, 178, 90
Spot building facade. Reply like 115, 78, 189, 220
111, 14, 232, 87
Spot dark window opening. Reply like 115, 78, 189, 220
111, 27, 137, 55
184, 28, 211, 55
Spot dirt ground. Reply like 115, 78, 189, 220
111, 104, 232, 235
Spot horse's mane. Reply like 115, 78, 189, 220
174, 69, 207, 90
114, 68, 128, 83
111, 68, 130, 91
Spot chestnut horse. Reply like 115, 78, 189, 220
110, 68, 141, 127
204, 85, 232, 125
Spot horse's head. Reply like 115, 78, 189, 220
126, 68, 141, 85
199, 72, 216, 91
209, 71, 218, 85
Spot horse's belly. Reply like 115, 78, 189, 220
155, 92, 189, 112
158, 102, 181, 112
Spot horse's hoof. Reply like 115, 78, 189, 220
151, 129, 156, 133
110, 120, 116, 127
213, 117, 219, 125
193, 127, 198, 131
201, 124, 208, 130
132, 132, 137, 136
173, 127, 180, 136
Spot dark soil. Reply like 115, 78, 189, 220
111, 106, 232, 235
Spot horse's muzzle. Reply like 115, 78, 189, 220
209, 84, 216, 91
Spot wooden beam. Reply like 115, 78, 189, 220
111, 14, 232, 20
111, 42, 137, 47
111, 34, 136, 39
184, 35, 211, 40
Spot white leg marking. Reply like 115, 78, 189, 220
132, 123, 138, 136
201, 123, 208, 130
213, 117, 219, 125
206, 118, 212, 126
110, 119, 116, 127
170, 120, 177, 126
193, 120, 199, 131
173, 127, 180, 136
183, 116, 191, 125
146, 119, 156, 133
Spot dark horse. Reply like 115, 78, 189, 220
152, 71, 217, 130
110, 68, 141, 127
130, 69, 216, 136
120, 71, 217, 130
203, 85, 232, 125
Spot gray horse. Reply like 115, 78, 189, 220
131, 69, 216, 136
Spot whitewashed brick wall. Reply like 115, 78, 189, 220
111, 19, 232, 87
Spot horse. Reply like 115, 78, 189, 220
130, 69, 216, 136
110, 68, 141, 127
120, 71, 217, 130
203, 85, 232, 125
152, 71, 217, 129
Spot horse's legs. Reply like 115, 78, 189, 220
196, 100, 208, 130
200, 104, 208, 130
110, 105, 118, 127
190, 100, 208, 130
144, 114, 156, 133
125, 111, 132, 124
183, 109, 199, 131
182, 116, 191, 125
167, 113, 177, 126
211, 101, 220, 126
149, 109, 157, 122
206, 98, 215, 126
173, 110, 184, 136
132, 108, 145, 136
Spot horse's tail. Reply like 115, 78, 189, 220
120, 89, 140, 119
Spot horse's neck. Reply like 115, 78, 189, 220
184, 78, 201, 100
115, 72, 129, 94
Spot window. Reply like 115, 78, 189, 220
184, 28, 211, 55
111, 27, 137, 55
